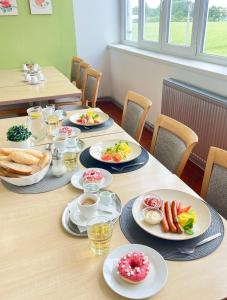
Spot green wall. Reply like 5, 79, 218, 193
0, 0, 76, 77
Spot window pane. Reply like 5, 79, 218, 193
204, 0, 227, 57
168, 0, 195, 46
143, 0, 161, 42
126, 0, 139, 41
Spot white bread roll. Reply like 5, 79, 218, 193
10, 151, 39, 166
0, 161, 32, 175
38, 152, 50, 169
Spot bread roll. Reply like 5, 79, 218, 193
0, 148, 14, 155
0, 161, 32, 175
10, 151, 39, 166
24, 149, 43, 159
38, 152, 50, 169
0, 155, 10, 161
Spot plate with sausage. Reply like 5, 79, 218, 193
132, 189, 211, 241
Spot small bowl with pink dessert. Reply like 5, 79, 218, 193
71, 168, 113, 190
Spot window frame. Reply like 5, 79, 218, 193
122, 0, 227, 66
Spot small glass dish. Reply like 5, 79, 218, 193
143, 193, 163, 209
142, 207, 163, 225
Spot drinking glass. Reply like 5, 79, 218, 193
63, 138, 79, 171
87, 216, 113, 255
83, 178, 100, 194
47, 114, 59, 136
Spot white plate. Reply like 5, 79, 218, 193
69, 197, 120, 227
103, 244, 168, 299
51, 126, 81, 138
71, 168, 112, 190
132, 189, 211, 241
89, 140, 142, 164
69, 111, 109, 127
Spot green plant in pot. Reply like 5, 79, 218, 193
7, 125, 32, 147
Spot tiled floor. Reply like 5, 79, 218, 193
97, 100, 204, 194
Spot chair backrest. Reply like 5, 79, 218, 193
82, 68, 102, 107
70, 56, 83, 84
121, 91, 152, 142
76, 62, 91, 90
150, 114, 198, 176
201, 146, 227, 219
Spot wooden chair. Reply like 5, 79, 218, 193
55, 61, 91, 108
70, 56, 83, 86
81, 68, 102, 107
121, 91, 152, 142
150, 114, 198, 177
76, 62, 91, 90
201, 146, 227, 219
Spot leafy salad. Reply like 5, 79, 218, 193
101, 141, 132, 162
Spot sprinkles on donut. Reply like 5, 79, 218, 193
117, 251, 150, 284
83, 169, 104, 183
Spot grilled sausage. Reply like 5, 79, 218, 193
165, 201, 177, 233
161, 200, 169, 232
171, 201, 183, 234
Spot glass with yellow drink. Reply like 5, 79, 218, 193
87, 216, 113, 255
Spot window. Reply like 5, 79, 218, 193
125, 0, 139, 41
168, 0, 195, 47
123, 0, 227, 64
203, 0, 227, 57
144, 0, 161, 42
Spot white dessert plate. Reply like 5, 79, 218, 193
89, 140, 142, 164
71, 168, 112, 190
103, 244, 168, 299
132, 189, 211, 241
52, 126, 81, 138
69, 111, 109, 127
69, 196, 120, 227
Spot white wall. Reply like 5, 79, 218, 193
109, 47, 227, 126
73, 0, 120, 97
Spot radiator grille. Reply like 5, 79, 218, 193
161, 79, 227, 169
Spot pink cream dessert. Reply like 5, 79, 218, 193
83, 169, 103, 183
117, 251, 151, 284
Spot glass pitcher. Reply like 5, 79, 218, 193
26, 106, 47, 142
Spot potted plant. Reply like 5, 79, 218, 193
7, 125, 32, 148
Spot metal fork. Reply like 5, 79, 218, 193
178, 232, 222, 254
111, 161, 145, 172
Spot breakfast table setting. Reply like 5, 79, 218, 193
0, 104, 226, 300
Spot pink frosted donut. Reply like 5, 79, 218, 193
117, 252, 150, 284
83, 169, 103, 182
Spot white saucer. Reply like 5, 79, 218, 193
71, 168, 112, 190
103, 244, 168, 299
69, 197, 120, 227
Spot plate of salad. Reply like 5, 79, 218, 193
69, 109, 109, 127
89, 140, 142, 164
132, 189, 211, 240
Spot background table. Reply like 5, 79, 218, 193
0, 115, 226, 300
0, 67, 81, 105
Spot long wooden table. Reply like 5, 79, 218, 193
0, 111, 226, 300
0, 67, 81, 105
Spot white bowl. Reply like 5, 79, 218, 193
0, 160, 51, 186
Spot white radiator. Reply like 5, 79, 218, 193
161, 79, 227, 169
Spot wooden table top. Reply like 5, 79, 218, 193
0, 67, 81, 105
0, 113, 226, 300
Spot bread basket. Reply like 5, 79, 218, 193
0, 148, 51, 186
0, 161, 50, 186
